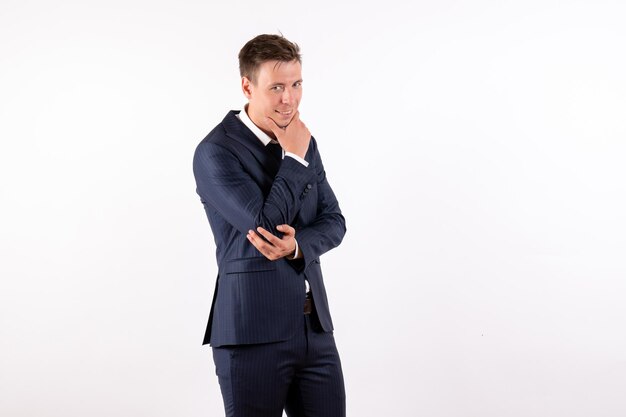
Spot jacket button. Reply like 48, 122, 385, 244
306, 184, 312, 189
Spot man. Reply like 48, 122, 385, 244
192, 34, 347, 417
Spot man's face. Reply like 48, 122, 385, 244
242, 60, 302, 135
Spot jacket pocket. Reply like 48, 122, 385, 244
223, 257, 277, 274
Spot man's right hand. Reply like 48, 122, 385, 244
264, 111, 311, 159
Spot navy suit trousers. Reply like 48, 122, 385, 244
212, 301, 346, 417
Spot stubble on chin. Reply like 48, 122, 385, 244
266, 115, 292, 130
281, 114, 297, 129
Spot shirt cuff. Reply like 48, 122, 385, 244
284, 151, 309, 167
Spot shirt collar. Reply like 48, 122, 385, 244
236, 104, 278, 146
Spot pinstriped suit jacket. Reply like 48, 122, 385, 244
193, 110, 346, 347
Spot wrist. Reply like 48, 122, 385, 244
287, 239, 300, 260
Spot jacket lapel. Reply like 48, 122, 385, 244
222, 110, 282, 177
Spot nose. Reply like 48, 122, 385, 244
281, 88, 292, 104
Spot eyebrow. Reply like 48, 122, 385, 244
269, 79, 303, 87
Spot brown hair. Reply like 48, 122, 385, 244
238, 34, 301, 84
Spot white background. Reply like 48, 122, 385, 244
1, 1, 625, 416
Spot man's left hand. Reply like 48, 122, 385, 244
247, 224, 299, 261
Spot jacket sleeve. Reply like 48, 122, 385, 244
193, 139, 317, 236
293, 139, 346, 270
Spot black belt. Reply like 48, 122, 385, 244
304, 292, 312, 315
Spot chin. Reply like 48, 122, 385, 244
283, 114, 296, 126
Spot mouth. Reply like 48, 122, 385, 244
275, 109, 293, 117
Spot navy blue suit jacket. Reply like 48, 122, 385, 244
193, 110, 346, 347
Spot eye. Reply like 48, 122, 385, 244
271, 85, 284, 92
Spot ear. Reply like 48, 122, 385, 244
241, 77, 253, 99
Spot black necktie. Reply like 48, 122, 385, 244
267, 142, 283, 161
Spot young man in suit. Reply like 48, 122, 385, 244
193, 34, 346, 417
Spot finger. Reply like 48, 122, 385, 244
247, 230, 277, 259
247, 229, 271, 249
276, 224, 295, 237
264, 116, 284, 137
256, 227, 282, 245
255, 227, 290, 253
283, 111, 300, 131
